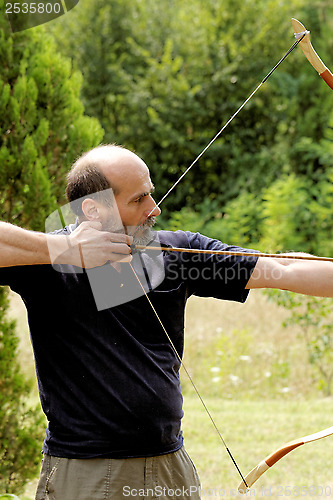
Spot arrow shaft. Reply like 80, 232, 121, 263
135, 245, 333, 262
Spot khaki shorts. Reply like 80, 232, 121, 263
35, 446, 201, 500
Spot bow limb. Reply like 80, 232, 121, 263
292, 18, 333, 90
238, 425, 333, 493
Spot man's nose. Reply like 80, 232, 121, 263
145, 197, 161, 218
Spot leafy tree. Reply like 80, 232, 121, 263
259, 169, 333, 256
0, 2, 104, 494
0, 288, 44, 495
166, 192, 264, 249
260, 174, 314, 253
49, 0, 333, 214
47, 0, 333, 262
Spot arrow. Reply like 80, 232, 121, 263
134, 245, 333, 262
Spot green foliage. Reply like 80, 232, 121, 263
0, 4, 104, 494
50, 0, 333, 214
259, 165, 333, 257
164, 159, 333, 258
0, 5, 104, 230
0, 288, 44, 495
204, 192, 263, 248
260, 174, 314, 253
266, 290, 333, 396
165, 193, 264, 248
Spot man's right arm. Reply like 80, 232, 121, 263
0, 222, 51, 267
0, 221, 132, 268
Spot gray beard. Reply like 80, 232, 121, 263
103, 216, 156, 247
133, 217, 156, 246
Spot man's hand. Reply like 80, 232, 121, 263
48, 221, 133, 268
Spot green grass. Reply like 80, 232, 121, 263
181, 291, 319, 400
6, 290, 333, 499
182, 397, 333, 497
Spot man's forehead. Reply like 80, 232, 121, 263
80, 147, 151, 197
98, 151, 148, 175
86, 147, 140, 166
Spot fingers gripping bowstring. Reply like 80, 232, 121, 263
130, 33, 306, 487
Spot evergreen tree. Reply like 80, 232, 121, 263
0, 1, 104, 494
0, 288, 44, 495
0, 3, 104, 229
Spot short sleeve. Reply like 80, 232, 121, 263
158, 230, 259, 303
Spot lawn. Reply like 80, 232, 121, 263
182, 397, 333, 498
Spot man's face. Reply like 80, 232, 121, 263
100, 154, 161, 244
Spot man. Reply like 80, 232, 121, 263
0, 144, 332, 500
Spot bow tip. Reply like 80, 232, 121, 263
238, 482, 249, 495
291, 18, 306, 29
291, 18, 310, 38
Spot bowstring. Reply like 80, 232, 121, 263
128, 33, 307, 487
140, 33, 306, 222
129, 262, 249, 488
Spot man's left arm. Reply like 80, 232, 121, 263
246, 254, 333, 297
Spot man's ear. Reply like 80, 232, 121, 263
81, 198, 102, 221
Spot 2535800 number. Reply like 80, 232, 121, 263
6, 2, 62, 14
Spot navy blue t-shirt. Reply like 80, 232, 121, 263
0, 230, 258, 458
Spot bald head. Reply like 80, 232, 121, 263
66, 145, 148, 216
91, 145, 149, 191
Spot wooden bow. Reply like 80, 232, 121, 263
236, 22, 333, 492
132, 17, 333, 491
292, 18, 333, 90
238, 425, 333, 493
